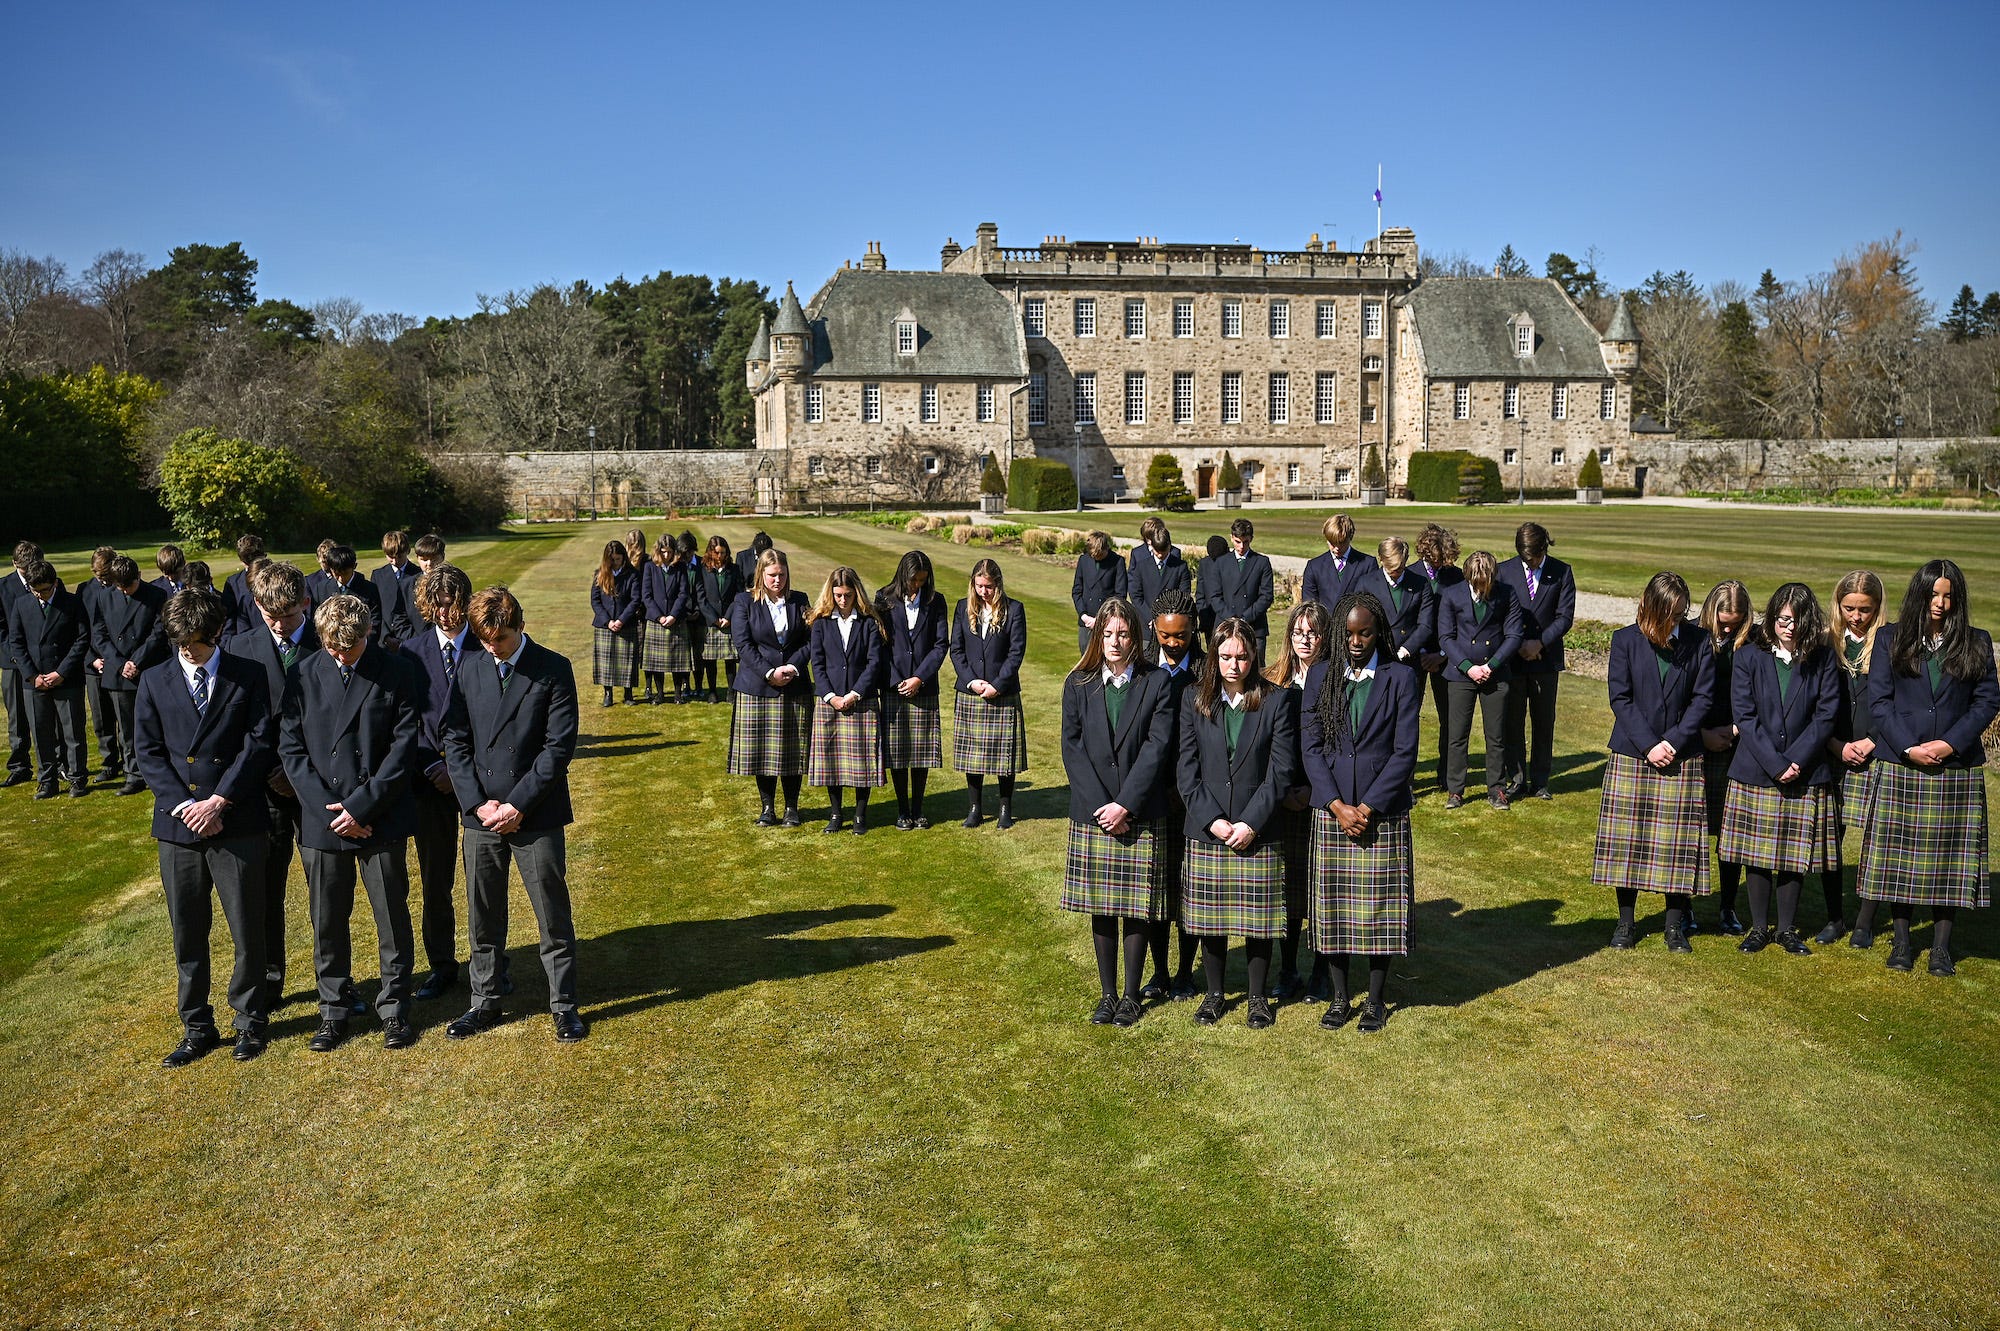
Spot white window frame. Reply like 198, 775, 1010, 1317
1074, 371, 1096, 425
1221, 300, 1242, 339
1503, 447, 1519, 465
1363, 301, 1383, 339
1286, 462, 1301, 484
1503, 382, 1519, 420
1221, 371, 1242, 425
861, 383, 881, 423
864, 455, 883, 477
896, 320, 917, 355
922, 454, 940, 474
1552, 385, 1568, 420
1124, 371, 1146, 425
1023, 298, 1046, 338
1362, 354, 1383, 371
1514, 321, 1533, 357
1028, 373, 1047, 426
1172, 371, 1193, 424
1315, 301, 1336, 338
1600, 383, 1616, 420
1551, 447, 1567, 465
1361, 404, 1378, 424
920, 383, 938, 423
1173, 298, 1194, 338
1453, 382, 1471, 420
807, 455, 826, 478
1268, 372, 1289, 425
1124, 299, 1146, 338
1269, 299, 1290, 339
804, 384, 823, 423
1074, 298, 1096, 338
976, 383, 995, 422
1315, 371, 1337, 424
1335, 467, 1353, 486
1599, 447, 1613, 464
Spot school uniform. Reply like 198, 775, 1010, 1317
303, 570, 385, 642
693, 563, 746, 665
5, 585, 90, 793
589, 564, 642, 688
1298, 655, 1422, 955
1702, 637, 1741, 837
876, 588, 948, 771
1176, 686, 1297, 939
1719, 643, 1843, 875
80, 579, 122, 774
727, 590, 815, 777
1495, 554, 1576, 796
371, 559, 422, 646
1300, 546, 1379, 611
223, 617, 317, 999
133, 650, 276, 1035
218, 568, 260, 644
1857, 625, 2000, 909
808, 611, 887, 790
90, 581, 170, 785
151, 573, 187, 599
1207, 548, 1276, 649
277, 644, 422, 1025
641, 558, 696, 676
1591, 625, 1718, 897
735, 546, 770, 587
948, 597, 1029, 776
1414, 559, 1464, 786
0, 569, 40, 781
1127, 545, 1190, 642
1436, 580, 1525, 796
1059, 660, 1177, 920
1268, 672, 1317, 927
401, 623, 472, 981
1148, 646, 1204, 931
1364, 565, 1437, 664
1071, 553, 1128, 654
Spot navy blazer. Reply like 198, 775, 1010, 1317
6, 587, 89, 685
133, 652, 276, 844
1059, 661, 1176, 823
730, 591, 814, 698
590, 565, 642, 634
1494, 555, 1576, 673
1830, 645, 1876, 752
151, 574, 188, 599
875, 588, 948, 697
277, 644, 422, 851
1606, 625, 1717, 762
950, 598, 1028, 699
1071, 554, 1127, 628
223, 620, 320, 719
398, 626, 466, 774
1175, 687, 1296, 842
1436, 582, 1526, 684
642, 560, 691, 624
1127, 546, 1190, 620
371, 560, 422, 643
1301, 548, 1379, 610
219, 569, 260, 644
1728, 642, 1841, 787
1299, 657, 1421, 817
441, 636, 578, 832
735, 547, 771, 587
91, 582, 170, 691
303, 570, 384, 641
1866, 624, 2000, 769
809, 614, 886, 700
691, 563, 745, 631
1364, 566, 1437, 659
1206, 550, 1276, 638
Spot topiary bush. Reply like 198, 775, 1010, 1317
1217, 450, 1242, 492
1408, 449, 1502, 504
158, 428, 315, 549
1142, 453, 1196, 512
1577, 450, 1604, 488
980, 453, 1006, 496
1362, 443, 1387, 489
1007, 456, 1078, 511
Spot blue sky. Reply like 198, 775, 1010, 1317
5, 0, 1996, 320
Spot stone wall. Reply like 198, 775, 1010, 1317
451, 450, 768, 518
1625, 437, 1975, 496
1408, 378, 1631, 489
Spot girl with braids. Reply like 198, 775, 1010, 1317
949, 558, 1029, 829
1175, 617, 1295, 1028
873, 550, 948, 830
1265, 600, 1336, 1003
1140, 586, 1203, 1001
1856, 559, 2000, 975
807, 566, 887, 835
1719, 583, 1843, 957
1300, 591, 1421, 1033
1697, 580, 1753, 934
589, 539, 642, 707
1823, 570, 1884, 944
1594, 573, 1718, 952
692, 535, 744, 703
1060, 596, 1177, 1027
641, 535, 693, 705
728, 549, 814, 828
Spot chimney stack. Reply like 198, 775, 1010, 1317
940, 236, 963, 269
861, 241, 887, 271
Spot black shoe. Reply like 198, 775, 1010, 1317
340, 981, 367, 1018
913, 816, 931, 830
1357, 999, 1388, 1033
70, 784, 87, 799
755, 802, 778, 827
382, 1019, 418, 1050
117, 780, 147, 796
1112, 996, 1143, 1028
1269, 971, 1295, 1001
851, 810, 867, 836
996, 801, 1015, 830
553, 1011, 588, 1043
962, 803, 984, 829
1718, 910, 1746, 936
1305, 969, 1332, 1004
1683, 915, 1702, 935
231, 1026, 268, 1062
33, 786, 57, 800
1737, 927, 1770, 954
446, 1008, 502, 1040
1, 771, 28, 788
1886, 943, 1914, 972
307, 1019, 349, 1052
1193, 993, 1224, 1026
1506, 780, 1532, 801
823, 813, 844, 835
162, 1028, 222, 1068
895, 816, 914, 831
623, 690, 639, 706
781, 806, 801, 828
1140, 976, 1168, 1002
1610, 920, 1637, 950
1319, 1000, 1353, 1030
98, 766, 123, 783
1443, 793, 1464, 810
1535, 787, 1553, 802
1928, 949, 1957, 978
1666, 926, 1692, 954
1170, 974, 1200, 1001
1849, 927, 1875, 949
1089, 995, 1117, 1025
1813, 920, 1846, 945
414, 968, 458, 1001
1245, 996, 1275, 1030
1776, 929, 1812, 956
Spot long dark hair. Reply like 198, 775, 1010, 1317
1073, 596, 1140, 677
1757, 582, 1829, 663
1888, 558, 1984, 680
1314, 591, 1391, 745
1637, 572, 1690, 649
1193, 617, 1270, 719
596, 540, 628, 595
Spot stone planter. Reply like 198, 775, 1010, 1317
1361, 486, 1388, 507
1576, 487, 1602, 505
979, 493, 1006, 515
1217, 489, 1242, 509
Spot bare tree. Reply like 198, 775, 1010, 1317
1636, 288, 1715, 430
878, 429, 978, 505
447, 284, 631, 451
310, 296, 365, 344
0, 249, 70, 373
82, 248, 148, 372
1761, 273, 1850, 438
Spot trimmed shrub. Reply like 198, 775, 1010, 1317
1408, 449, 1502, 504
980, 453, 1006, 496
1142, 454, 1196, 512
1217, 450, 1242, 491
1577, 450, 1604, 488
950, 523, 978, 544
1362, 443, 1387, 488
1021, 528, 1059, 555
905, 514, 933, 534
1052, 530, 1087, 556
1008, 456, 1078, 511
944, 513, 972, 526
158, 428, 315, 549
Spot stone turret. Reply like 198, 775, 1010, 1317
939, 236, 962, 269
770, 282, 811, 382
1600, 294, 1640, 381
744, 315, 769, 388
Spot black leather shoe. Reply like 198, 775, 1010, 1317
1506, 780, 1532, 801
1665, 926, 1692, 954
962, 803, 984, 829
1443, 793, 1464, 810
1319, 1000, 1353, 1030
1245, 996, 1275, 1030
1737, 927, 1770, 954
1535, 787, 1553, 801
117, 780, 147, 796
1112, 996, 1143, 1027
446, 1008, 502, 1040
1193, 993, 1224, 1026
1683, 915, 1702, 935
755, 803, 778, 827
33, 786, 57, 800
851, 810, 866, 836
913, 815, 931, 829
231, 1026, 268, 1061
894, 816, 914, 831
1849, 927, 1875, 949
1088, 995, 1117, 1025
1886, 944, 1914, 972
1814, 920, 1846, 945
823, 814, 843, 835
1718, 910, 1746, 936
414, 968, 458, 1001
1610, 920, 1637, 950
781, 806, 801, 828
1170, 974, 1199, 1001
996, 801, 1015, 829
70, 784, 87, 798
0, 771, 29, 787
601, 689, 614, 708
163, 1029, 222, 1068
1356, 999, 1388, 1033
1928, 950, 1957, 977
307, 1019, 349, 1052
1776, 930, 1812, 956
553, 1011, 587, 1043
382, 1019, 418, 1050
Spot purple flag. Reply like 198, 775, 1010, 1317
1373, 188, 1383, 205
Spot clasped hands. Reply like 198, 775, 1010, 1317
177, 794, 230, 839
1327, 799, 1372, 838
1208, 817, 1256, 851
474, 799, 524, 834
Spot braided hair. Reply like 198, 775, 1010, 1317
1314, 590, 1391, 746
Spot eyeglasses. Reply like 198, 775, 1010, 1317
1291, 627, 1322, 642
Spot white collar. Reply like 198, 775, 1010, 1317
1772, 644, 1795, 664
1102, 661, 1135, 687
1346, 652, 1379, 681
178, 648, 216, 691
437, 624, 468, 653
499, 633, 531, 670
1222, 687, 1248, 710
1844, 629, 1865, 644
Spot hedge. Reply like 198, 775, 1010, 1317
0, 489, 172, 544
1407, 449, 1503, 504
1008, 457, 1078, 511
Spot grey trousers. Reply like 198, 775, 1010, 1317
1445, 678, 1512, 796
259, 785, 303, 982
302, 843, 415, 1023
85, 667, 118, 770
106, 687, 140, 777
464, 825, 578, 1015
1503, 671, 1560, 792
160, 834, 269, 1033
2, 666, 29, 776
26, 684, 86, 788
414, 783, 463, 973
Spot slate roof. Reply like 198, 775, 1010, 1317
1603, 294, 1639, 343
772, 283, 809, 338
746, 315, 769, 364
1404, 277, 1611, 380
801, 269, 1029, 380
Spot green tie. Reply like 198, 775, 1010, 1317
278, 638, 297, 671
499, 661, 514, 693
1347, 675, 1374, 730
1473, 599, 1488, 625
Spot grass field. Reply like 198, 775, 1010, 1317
0, 513, 1994, 1329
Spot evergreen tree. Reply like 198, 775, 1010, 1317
1142, 453, 1195, 512
1708, 299, 1767, 436
1546, 252, 1604, 303
1493, 244, 1531, 278
1943, 284, 1980, 342
1979, 292, 2000, 340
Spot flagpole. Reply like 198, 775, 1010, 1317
1376, 163, 1382, 238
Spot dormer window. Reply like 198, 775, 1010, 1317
1512, 314, 1535, 358
895, 319, 917, 355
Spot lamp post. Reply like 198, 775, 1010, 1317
1073, 419, 1084, 512
587, 424, 598, 520
1517, 418, 1528, 504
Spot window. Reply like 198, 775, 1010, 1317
1599, 448, 1613, 464
920, 383, 938, 423
1316, 372, 1337, 423
1028, 373, 1047, 425
1125, 299, 1146, 338
1551, 448, 1567, 465
1221, 300, 1242, 338
1074, 371, 1096, 424
1221, 372, 1242, 424
1023, 298, 1046, 338
807, 455, 826, 477
1514, 321, 1533, 357
1335, 467, 1353, 486
1111, 464, 1126, 486
1125, 371, 1146, 425
1173, 371, 1193, 424
1552, 385, 1568, 420
1173, 299, 1194, 338
896, 320, 916, 355
1268, 372, 1289, 424
1503, 447, 1519, 465
1453, 383, 1470, 420
1074, 298, 1096, 337
1363, 301, 1382, 338
1601, 384, 1616, 420
1362, 354, 1383, 371
1269, 299, 1290, 338
922, 455, 940, 474
1503, 383, 1519, 419
1362, 405, 1378, 424
805, 384, 823, 423
976, 383, 995, 422
1286, 462, 1301, 485
862, 383, 881, 423
864, 456, 882, 477
1316, 301, 1337, 338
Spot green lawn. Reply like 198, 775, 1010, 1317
0, 516, 1993, 1329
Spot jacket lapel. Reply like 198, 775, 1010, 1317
189, 661, 233, 747
1227, 698, 1261, 775
492, 646, 531, 730
330, 653, 371, 740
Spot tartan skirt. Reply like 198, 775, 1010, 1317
951, 693, 1028, 776
726, 692, 812, 777
881, 693, 943, 771
1060, 818, 1169, 920
1703, 742, 1736, 837
1718, 778, 1842, 875
592, 627, 639, 686
807, 698, 885, 789
1181, 838, 1288, 938
1835, 762, 1880, 837
1856, 763, 1990, 907
1309, 807, 1414, 956
1593, 752, 1714, 897
1275, 803, 1314, 920
700, 624, 738, 663
643, 621, 694, 674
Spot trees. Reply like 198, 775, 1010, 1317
82, 249, 148, 373
157, 428, 315, 548
1493, 245, 1531, 278
0, 249, 71, 374
1546, 252, 1604, 304
1706, 299, 1768, 437
1944, 285, 1981, 342
1634, 275, 1715, 432
1759, 271, 1850, 439
448, 284, 630, 451
1142, 454, 1195, 512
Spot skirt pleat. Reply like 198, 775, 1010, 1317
1718, 778, 1842, 875
1180, 837, 1288, 938
808, 699, 885, 788
592, 627, 639, 687
726, 692, 812, 778
1060, 818, 1168, 920
881, 693, 944, 771
1309, 808, 1414, 956
1593, 751, 1714, 897
951, 692, 1028, 776
1857, 763, 1989, 907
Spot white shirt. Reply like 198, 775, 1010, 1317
1772, 645, 1795, 664
1101, 662, 1135, 688
178, 649, 215, 699
833, 610, 857, 649
499, 633, 530, 673
1223, 687, 1248, 710
274, 620, 308, 655
904, 597, 921, 630
1346, 651, 1380, 683
436, 624, 468, 657
767, 599, 790, 635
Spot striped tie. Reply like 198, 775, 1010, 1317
191, 666, 209, 712
497, 661, 512, 692
339, 664, 354, 688
443, 639, 458, 683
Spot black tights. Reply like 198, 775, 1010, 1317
1148, 921, 1199, 984
1889, 903, 1957, 955
697, 660, 721, 693
1091, 916, 1150, 999
1201, 937, 1272, 999
964, 774, 1015, 806
1819, 870, 1845, 926
753, 773, 803, 811
888, 768, 930, 816
1717, 861, 1740, 913
1616, 888, 1693, 931
1321, 954, 1388, 1008
825, 785, 871, 815
1744, 869, 1802, 935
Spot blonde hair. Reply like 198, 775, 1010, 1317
1831, 569, 1886, 673
749, 548, 791, 603
1322, 513, 1355, 544
313, 592, 373, 652
1700, 580, 1754, 653
1464, 550, 1497, 597
811, 565, 884, 634
966, 557, 1007, 635
1377, 537, 1408, 577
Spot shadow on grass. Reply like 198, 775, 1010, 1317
1411, 751, 1606, 799
1392, 895, 1608, 1009
572, 732, 699, 759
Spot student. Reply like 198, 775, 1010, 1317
411, 532, 447, 576
184, 561, 214, 591
641, 534, 694, 705
1265, 600, 1336, 1003
133, 586, 278, 1066
1, 541, 53, 786
1824, 570, 1884, 945
589, 539, 642, 707
1594, 573, 1718, 951
692, 535, 744, 703
624, 527, 650, 595
949, 557, 1029, 829
1176, 615, 1296, 1029
1141, 588, 1203, 1001
1198, 535, 1228, 642
1071, 530, 1128, 654
1300, 591, 1421, 1033
1126, 518, 1190, 646
1696, 580, 1753, 934
874, 549, 948, 830
1060, 596, 1176, 1028
1436, 550, 1524, 809
808, 566, 887, 835
1207, 518, 1276, 652
219, 535, 266, 643
1719, 583, 1842, 957
737, 530, 775, 587
152, 544, 189, 597
1495, 523, 1575, 801
1855, 559, 2000, 976
278, 593, 423, 1052
1411, 523, 1464, 793
6, 559, 90, 799
729, 549, 815, 828
81, 547, 122, 782
371, 530, 421, 650
1366, 537, 1437, 667
304, 544, 385, 643
89, 555, 169, 797
1300, 513, 1377, 610
440, 586, 586, 1043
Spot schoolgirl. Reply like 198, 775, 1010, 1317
948, 557, 1029, 829
1696, 580, 1753, 934
807, 566, 886, 835
1823, 570, 1884, 944
641, 535, 694, 704
874, 550, 948, 830
727, 549, 814, 827
589, 539, 642, 707
1435, 549, 1524, 809
1070, 531, 1128, 654
1264, 599, 1335, 1002
692, 535, 745, 703
1411, 522, 1464, 793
